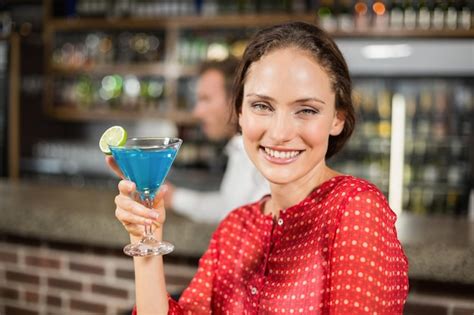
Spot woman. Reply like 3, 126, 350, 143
111, 22, 409, 314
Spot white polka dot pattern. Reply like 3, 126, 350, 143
137, 176, 409, 314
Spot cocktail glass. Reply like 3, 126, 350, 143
109, 137, 182, 257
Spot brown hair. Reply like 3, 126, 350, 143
232, 22, 355, 159
199, 57, 240, 100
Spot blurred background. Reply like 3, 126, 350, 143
0, 0, 473, 314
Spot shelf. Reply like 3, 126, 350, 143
43, 10, 474, 129
44, 15, 474, 38
51, 63, 165, 76
405, 181, 466, 190
47, 106, 198, 125
45, 14, 317, 31
50, 63, 198, 77
331, 28, 474, 38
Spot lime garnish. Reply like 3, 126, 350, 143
99, 126, 127, 155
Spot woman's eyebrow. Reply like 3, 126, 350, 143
246, 93, 326, 105
245, 93, 276, 102
292, 97, 326, 105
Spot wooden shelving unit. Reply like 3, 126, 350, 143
46, 105, 198, 125
332, 28, 474, 38
44, 14, 474, 38
8, 33, 20, 181
42, 0, 474, 123
50, 63, 197, 77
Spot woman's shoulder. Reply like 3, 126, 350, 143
333, 175, 386, 199
334, 175, 395, 223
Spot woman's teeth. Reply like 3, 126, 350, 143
264, 147, 300, 159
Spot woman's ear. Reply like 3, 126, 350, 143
330, 111, 345, 136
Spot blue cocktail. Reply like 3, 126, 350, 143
109, 137, 182, 257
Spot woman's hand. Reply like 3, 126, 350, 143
105, 155, 124, 179
114, 180, 168, 242
163, 181, 175, 209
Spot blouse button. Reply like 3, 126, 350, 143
251, 287, 258, 295
277, 218, 284, 226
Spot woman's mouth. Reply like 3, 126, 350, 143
260, 146, 303, 164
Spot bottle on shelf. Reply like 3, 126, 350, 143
75, 0, 108, 17
55, 74, 166, 113
459, 0, 472, 30
403, 0, 417, 29
53, 31, 165, 68
417, 0, 432, 29
431, 0, 447, 29
445, 0, 458, 30
376, 89, 391, 139
354, 0, 370, 30
317, 0, 338, 32
389, 0, 404, 29
337, 0, 354, 31
372, 0, 389, 29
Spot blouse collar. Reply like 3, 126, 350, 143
255, 175, 352, 220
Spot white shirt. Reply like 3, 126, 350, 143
171, 135, 270, 224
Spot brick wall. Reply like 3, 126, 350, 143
2, 237, 474, 315
0, 237, 197, 315
404, 280, 474, 315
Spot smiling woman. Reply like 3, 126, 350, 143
239, 47, 344, 194
111, 21, 408, 315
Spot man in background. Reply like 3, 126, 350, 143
163, 58, 269, 223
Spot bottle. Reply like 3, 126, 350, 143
418, 87, 433, 138
403, 0, 417, 29
373, 0, 389, 29
422, 188, 435, 213
317, 0, 338, 32
459, 0, 472, 30
292, 0, 306, 13
446, 189, 460, 214
389, 0, 404, 29
403, 187, 411, 212
354, 1, 370, 30
417, 0, 431, 29
445, 0, 458, 29
337, 0, 354, 31
411, 187, 425, 213
377, 89, 391, 138
432, 83, 448, 141
431, 0, 446, 29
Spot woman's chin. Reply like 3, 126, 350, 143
260, 171, 296, 186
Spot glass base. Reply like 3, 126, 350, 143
123, 236, 174, 257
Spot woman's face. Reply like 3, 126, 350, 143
239, 47, 344, 186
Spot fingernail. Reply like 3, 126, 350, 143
145, 219, 153, 225
161, 184, 168, 192
150, 211, 160, 219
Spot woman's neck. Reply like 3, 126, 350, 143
264, 165, 341, 218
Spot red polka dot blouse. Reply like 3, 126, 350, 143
138, 175, 409, 314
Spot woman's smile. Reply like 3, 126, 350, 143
259, 145, 304, 164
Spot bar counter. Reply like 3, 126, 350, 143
1, 179, 474, 284
0, 179, 215, 258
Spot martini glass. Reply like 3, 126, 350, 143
109, 137, 182, 257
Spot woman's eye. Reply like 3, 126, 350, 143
298, 108, 319, 115
251, 103, 272, 112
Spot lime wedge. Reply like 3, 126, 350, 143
99, 126, 127, 155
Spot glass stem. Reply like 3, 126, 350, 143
144, 196, 154, 238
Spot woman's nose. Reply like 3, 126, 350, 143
192, 101, 205, 118
267, 112, 295, 143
